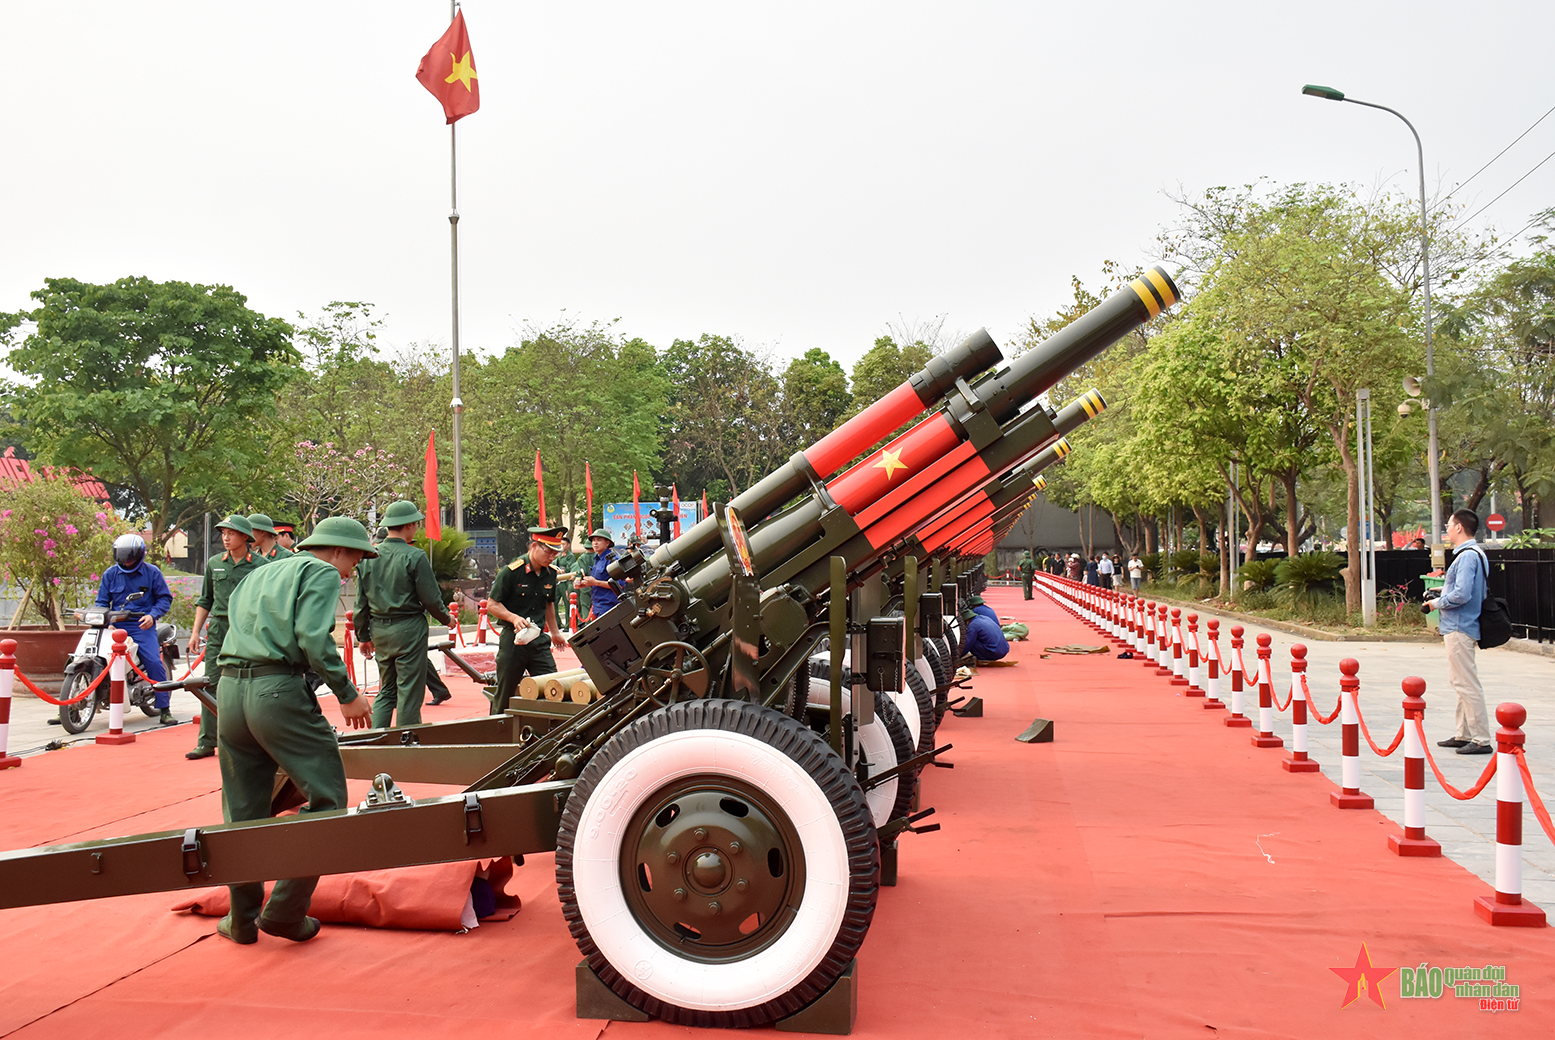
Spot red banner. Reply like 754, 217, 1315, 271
585, 460, 593, 534
423, 430, 442, 541
632, 471, 642, 538
534, 451, 548, 527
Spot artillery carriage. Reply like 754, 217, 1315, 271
0, 268, 1178, 1031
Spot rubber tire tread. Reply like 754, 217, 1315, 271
555, 699, 879, 1029
872, 691, 917, 824
900, 664, 935, 757
57, 668, 97, 734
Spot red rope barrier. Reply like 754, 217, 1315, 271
1301, 673, 1342, 725
1414, 719, 1497, 800
176, 651, 205, 681
1270, 679, 1293, 712
15, 664, 110, 706
1516, 749, 1555, 847
126, 655, 157, 686
1354, 699, 1405, 757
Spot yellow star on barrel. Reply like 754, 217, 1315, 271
873, 448, 907, 481
445, 50, 477, 91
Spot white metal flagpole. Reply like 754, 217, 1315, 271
448, 0, 465, 531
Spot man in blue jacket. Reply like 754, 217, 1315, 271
1425, 509, 1491, 755
962, 595, 1010, 663
93, 534, 176, 724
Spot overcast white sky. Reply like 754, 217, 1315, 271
3, 2, 1552, 376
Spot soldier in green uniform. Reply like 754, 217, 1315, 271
354, 500, 452, 728
249, 514, 294, 561
1019, 550, 1036, 600
488, 526, 569, 714
214, 516, 375, 944
187, 515, 267, 760
553, 538, 582, 630
572, 526, 595, 622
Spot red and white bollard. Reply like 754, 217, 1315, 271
477, 599, 490, 646
0, 638, 21, 769
1155, 605, 1173, 676
1143, 600, 1159, 667
1185, 613, 1204, 696
1169, 609, 1188, 686
1473, 703, 1547, 926
1130, 596, 1146, 654
1223, 625, 1251, 728
1282, 644, 1319, 772
1331, 659, 1374, 808
569, 591, 581, 633
1202, 619, 1225, 709
1251, 633, 1283, 748
442, 601, 460, 675
96, 630, 136, 746
1389, 676, 1441, 857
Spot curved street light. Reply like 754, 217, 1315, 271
1302, 84, 1443, 562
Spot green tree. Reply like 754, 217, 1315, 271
465, 321, 666, 532
2, 276, 297, 550
660, 334, 783, 499
778, 348, 852, 453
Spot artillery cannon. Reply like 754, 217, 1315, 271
0, 268, 1177, 1031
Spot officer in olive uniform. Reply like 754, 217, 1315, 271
1019, 550, 1036, 600
354, 501, 452, 728
249, 514, 294, 561
214, 516, 376, 944
488, 527, 569, 714
187, 515, 267, 760
273, 522, 297, 552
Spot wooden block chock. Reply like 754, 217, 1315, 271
1016, 718, 1054, 743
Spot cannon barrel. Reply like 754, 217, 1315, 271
651, 329, 1002, 574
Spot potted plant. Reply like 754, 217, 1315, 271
0, 476, 129, 689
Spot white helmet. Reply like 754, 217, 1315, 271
113, 534, 146, 571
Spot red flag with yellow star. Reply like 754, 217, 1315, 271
416, 11, 479, 124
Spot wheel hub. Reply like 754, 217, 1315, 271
622, 776, 806, 961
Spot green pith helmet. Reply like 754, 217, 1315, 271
215, 514, 254, 540
381, 500, 425, 527
967, 594, 985, 607
297, 516, 379, 557
589, 528, 614, 544
246, 513, 277, 535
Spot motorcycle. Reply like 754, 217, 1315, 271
56, 592, 181, 735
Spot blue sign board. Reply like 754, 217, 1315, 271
599, 501, 700, 547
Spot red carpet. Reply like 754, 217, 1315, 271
0, 597, 1548, 1038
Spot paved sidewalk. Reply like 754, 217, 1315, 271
1038, 584, 1555, 911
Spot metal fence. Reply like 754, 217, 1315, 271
1485, 548, 1555, 644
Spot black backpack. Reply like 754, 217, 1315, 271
1466, 545, 1512, 649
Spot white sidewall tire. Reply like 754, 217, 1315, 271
570, 729, 849, 1014
807, 680, 900, 827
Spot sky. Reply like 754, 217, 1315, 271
3, 1, 1553, 378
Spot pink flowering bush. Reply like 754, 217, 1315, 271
285, 440, 413, 532
0, 477, 131, 629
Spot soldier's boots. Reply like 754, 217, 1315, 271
259, 915, 322, 942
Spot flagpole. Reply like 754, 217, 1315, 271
447, 0, 465, 532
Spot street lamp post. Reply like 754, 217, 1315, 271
1302, 84, 1443, 565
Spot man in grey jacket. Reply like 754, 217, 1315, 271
1424, 509, 1491, 755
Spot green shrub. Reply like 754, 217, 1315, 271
412, 528, 476, 605
1274, 551, 1344, 608
1238, 559, 1280, 590
1168, 549, 1203, 575
1141, 552, 1162, 579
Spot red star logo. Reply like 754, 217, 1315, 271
1330, 942, 1396, 1008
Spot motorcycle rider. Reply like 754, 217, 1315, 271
93, 534, 177, 724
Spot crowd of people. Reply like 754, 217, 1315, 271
1015, 549, 1145, 598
